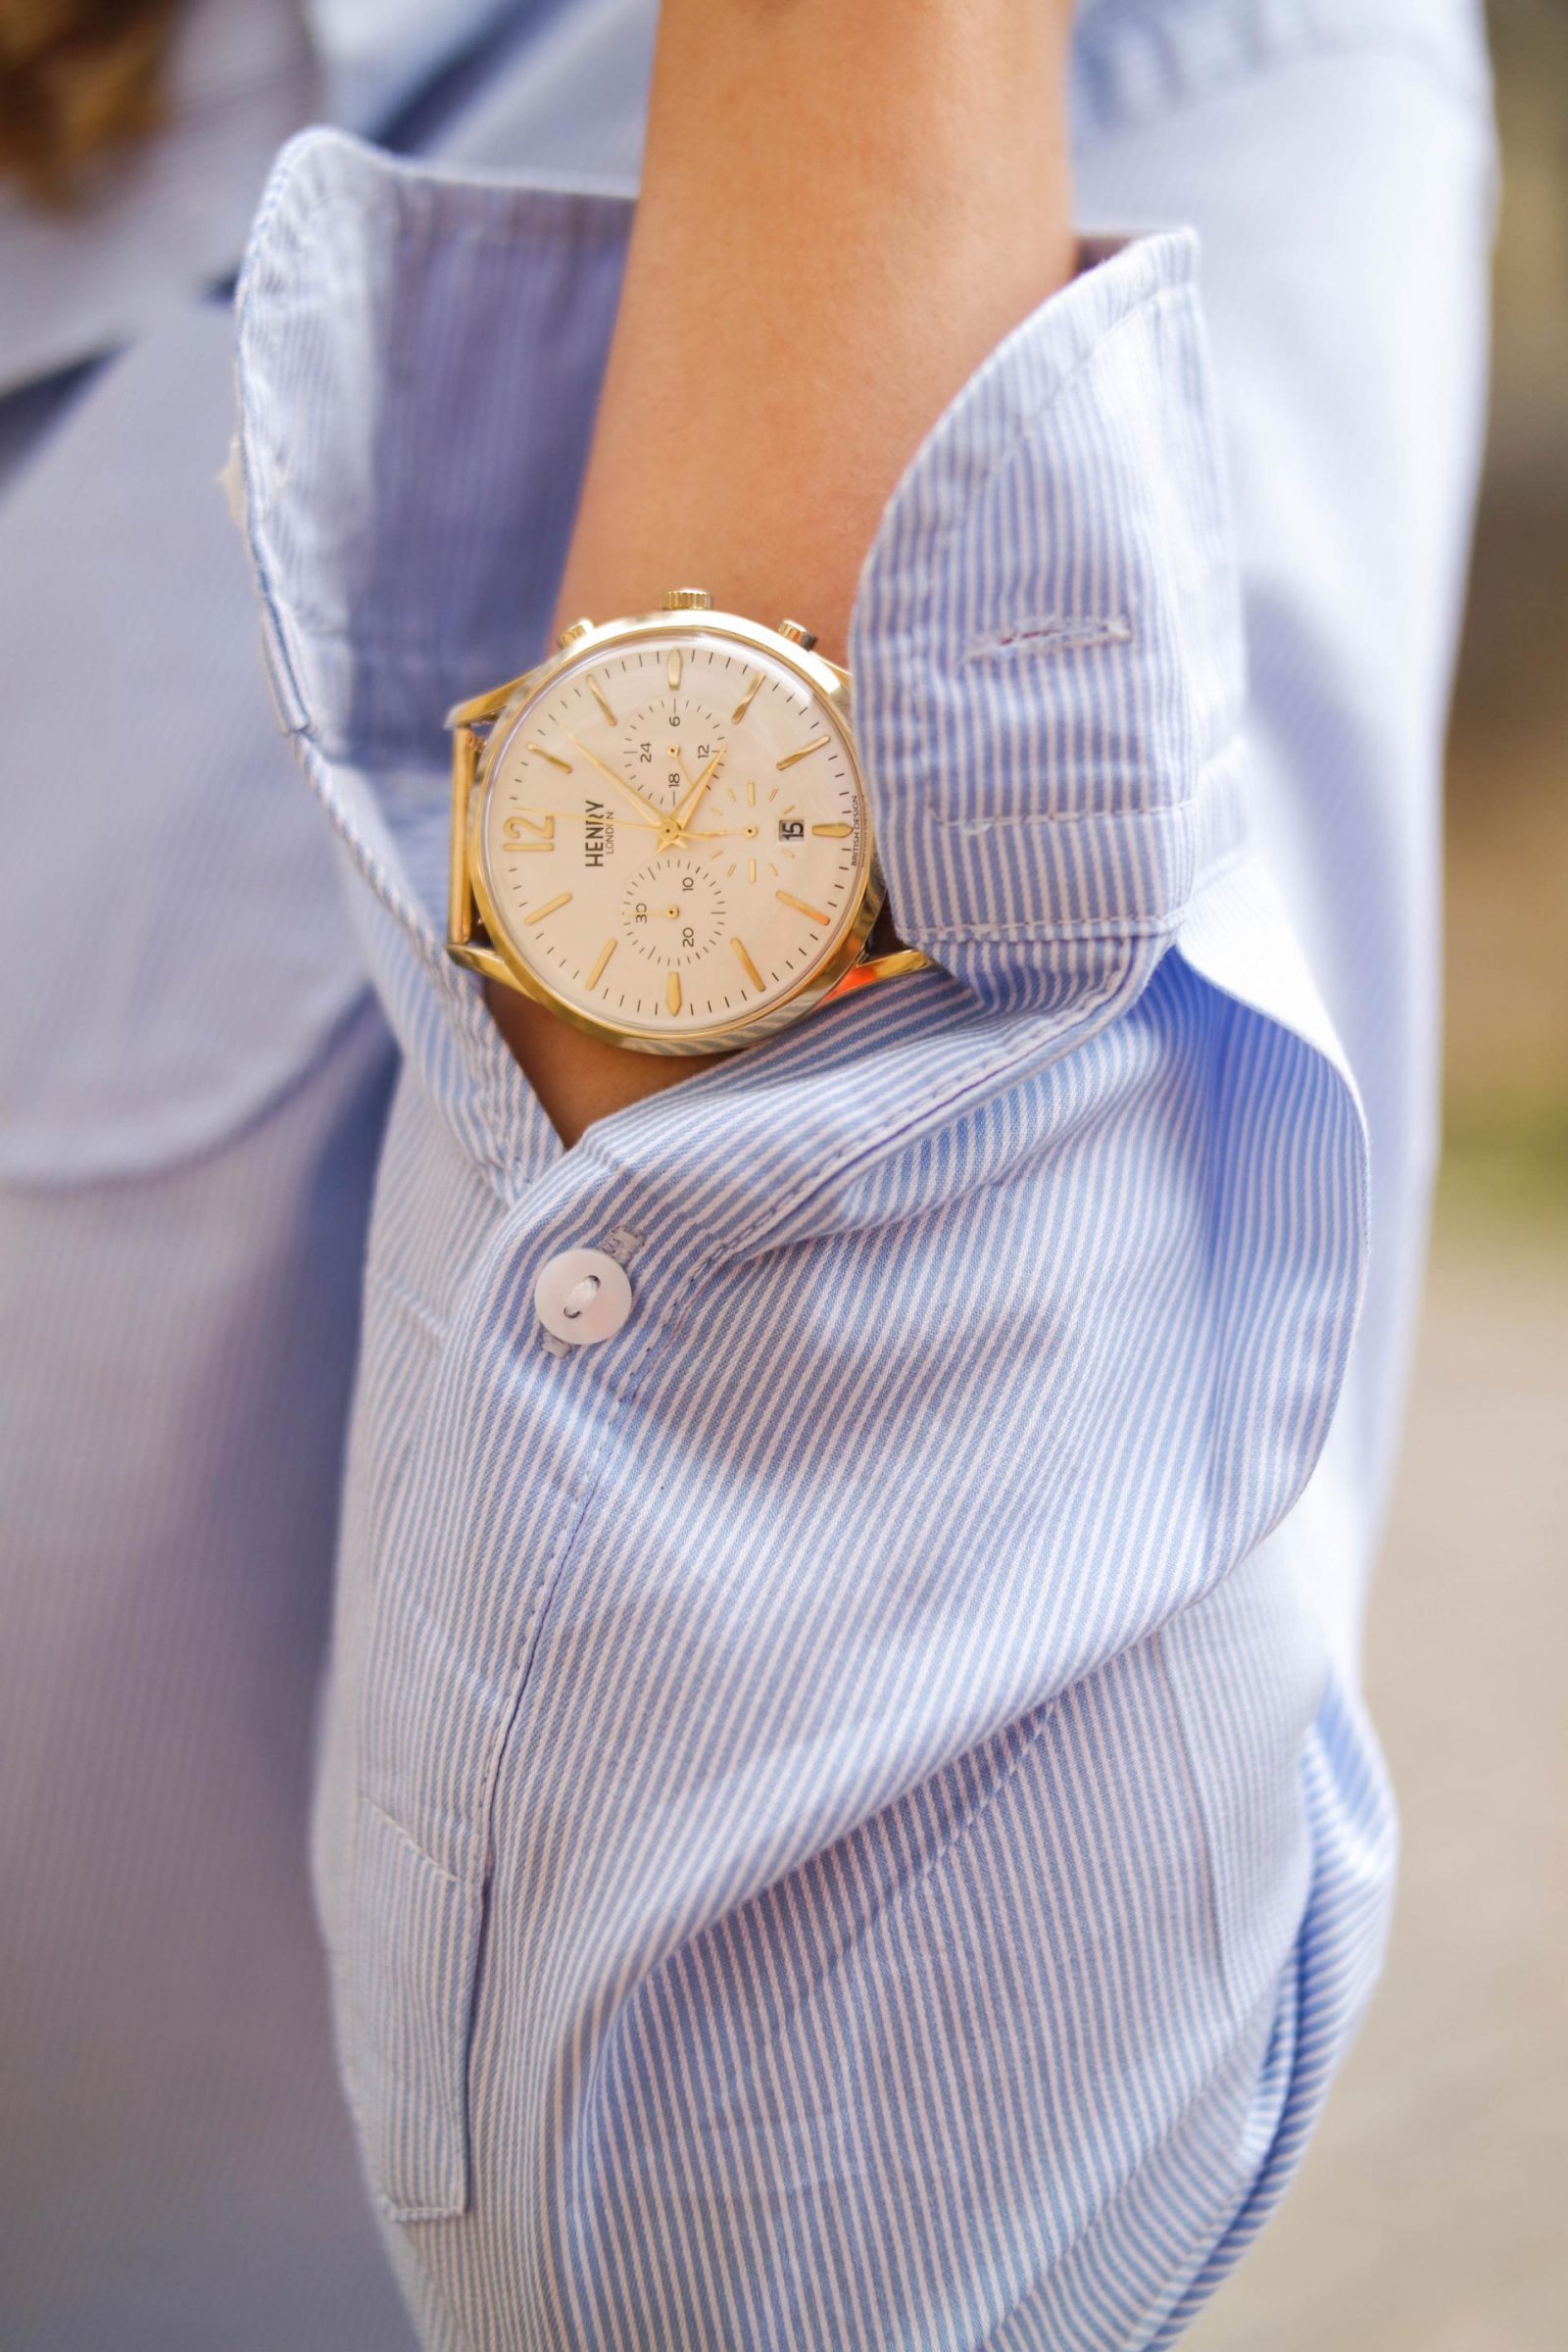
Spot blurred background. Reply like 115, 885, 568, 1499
1191, 5, 1568, 2347
0, 3, 1560, 2346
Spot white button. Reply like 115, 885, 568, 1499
534, 1248, 634, 1346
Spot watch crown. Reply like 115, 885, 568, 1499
777, 617, 817, 651
557, 617, 594, 649
662, 587, 711, 611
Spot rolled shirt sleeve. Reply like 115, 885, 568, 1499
232, 25, 1482, 2333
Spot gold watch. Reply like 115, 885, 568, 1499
446, 589, 931, 1056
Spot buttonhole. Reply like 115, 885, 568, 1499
966, 614, 1133, 661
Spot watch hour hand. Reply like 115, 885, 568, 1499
561, 731, 670, 829
514, 805, 663, 833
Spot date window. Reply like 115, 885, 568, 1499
777, 818, 805, 842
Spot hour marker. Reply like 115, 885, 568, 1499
731, 938, 764, 990
528, 743, 572, 770
525, 892, 572, 925
777, 890, 830, 926
732, 672, 761, 722
667, 650, 682, 691
777, 733, 830, 769
666, 971, 682, 1014
747, 780, 756, 808
587, 676, 617, 725
748, 858, 757, 884
811, 822, 852, 839
587, 939, 616, 989
503, 812, 556, 852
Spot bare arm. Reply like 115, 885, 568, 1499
494, 0, 1077, 1142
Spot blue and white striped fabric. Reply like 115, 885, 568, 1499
1, 1, 1494, 2346
231, 5, 1491, 2333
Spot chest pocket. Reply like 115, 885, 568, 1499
340, 1795, 484, 2219
311, 1102, 528, 2224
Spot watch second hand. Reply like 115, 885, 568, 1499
668, 746, 727, 838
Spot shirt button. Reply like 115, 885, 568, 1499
533, 1248, 634, 1346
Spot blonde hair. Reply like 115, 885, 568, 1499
0, 0, 184, 203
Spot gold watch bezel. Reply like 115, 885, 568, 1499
448, 606, 885, 1057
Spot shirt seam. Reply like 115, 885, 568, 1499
913, 838, 1248, 945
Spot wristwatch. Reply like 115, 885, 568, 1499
446, 589, 931, 1055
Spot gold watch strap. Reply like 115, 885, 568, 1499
820, 901, 934, 1006
820, 947, 935, 1005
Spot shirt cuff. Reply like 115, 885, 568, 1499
853, 226, 1246, 1015
237, 132, 1245, 1032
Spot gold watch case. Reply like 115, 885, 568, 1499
445, 597, 929, 1057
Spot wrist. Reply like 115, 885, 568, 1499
552, 2, 1076, 664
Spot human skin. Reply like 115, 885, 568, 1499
490, 0, 1078, 1145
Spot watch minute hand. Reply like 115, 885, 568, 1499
670, 746, 726, 836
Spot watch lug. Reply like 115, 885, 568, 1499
447, 940, 515, 988
444, 666, 538, 730
820, 946, 935, 1007
448, 707, 486, 948
864, 947, 935, 981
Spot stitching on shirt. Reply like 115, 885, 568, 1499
911, 840, 1250, 942
918, 911, 1173, 945
367, 1264, 449, 1346
885, 283, 1189, 832
363, 1794, 461, 1886
376, 2193, 464, 2225
721, 942, 1151, 1265
963, 613, 1134, 659
916, 706, 1245, 845
931, 792, 1178, 836
1148, 1624, 1234, 2021
257, 174, 631, 282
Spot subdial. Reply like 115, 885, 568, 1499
617, 701, 727, 809
619, 855, 728, 967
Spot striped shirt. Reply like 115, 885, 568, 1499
1, 3, 1494, 2346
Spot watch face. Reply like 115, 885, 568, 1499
473, 617, 873, 1046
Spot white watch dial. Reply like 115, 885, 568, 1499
476, 623, 870, 1042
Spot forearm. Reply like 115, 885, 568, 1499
492, 0, 1077, 1138
559, 0, 1076, 659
